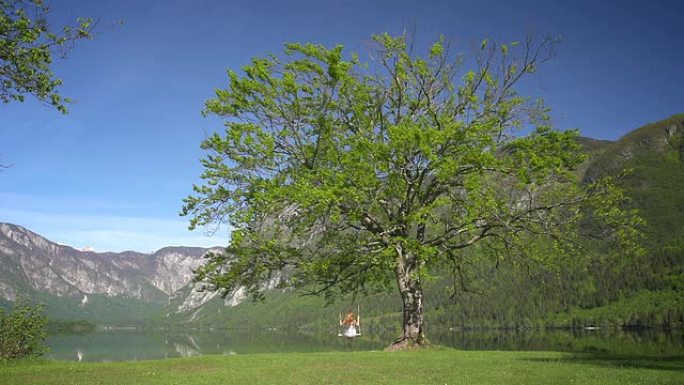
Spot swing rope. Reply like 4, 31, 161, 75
357, 304, 361, 335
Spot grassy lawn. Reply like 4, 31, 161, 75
1, 348, 682, 385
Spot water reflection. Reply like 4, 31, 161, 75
45, 328, 684, 362
430, 328, 684, 355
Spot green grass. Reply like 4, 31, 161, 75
1, 349, 682, 385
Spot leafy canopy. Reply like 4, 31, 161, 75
183, 34, 641, 301
0, 0, 93, 113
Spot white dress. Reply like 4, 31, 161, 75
343, 324, 358, 338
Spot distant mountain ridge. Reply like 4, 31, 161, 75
0, 223, 228, 322
583, 114, 684, 181
582, 113, 684, 242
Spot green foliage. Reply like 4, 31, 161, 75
183, 33, 640, 336
46, 319, 96, 334
0, 303, 48, 360
548, 289, 684, 329
0, 0, 94, 113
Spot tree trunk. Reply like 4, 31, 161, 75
387, 247, 429, 350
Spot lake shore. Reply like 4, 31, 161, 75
2, 348, 682, 385
42, 327, 684, 362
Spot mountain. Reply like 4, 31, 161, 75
0, 223, 225, 323
583, 113, 684, 243
584, 114, 683, 180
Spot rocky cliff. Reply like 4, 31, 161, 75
0, 223, 227, 321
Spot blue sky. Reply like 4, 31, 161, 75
1, 0, 682, 252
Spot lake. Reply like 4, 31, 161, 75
46, 328, 684, 362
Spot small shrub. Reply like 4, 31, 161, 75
0, 304, 48, 360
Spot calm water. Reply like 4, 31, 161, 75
46, 328, 684, 362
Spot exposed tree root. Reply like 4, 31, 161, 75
385, 335, 430, 351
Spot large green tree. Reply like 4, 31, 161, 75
0, 0, 93, 114
183, 34, 640, 348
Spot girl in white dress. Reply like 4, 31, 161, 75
340, 311, 359, 338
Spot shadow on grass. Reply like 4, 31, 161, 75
523, 351, 684, 372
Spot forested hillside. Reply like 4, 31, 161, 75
427, 114, 684, 329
